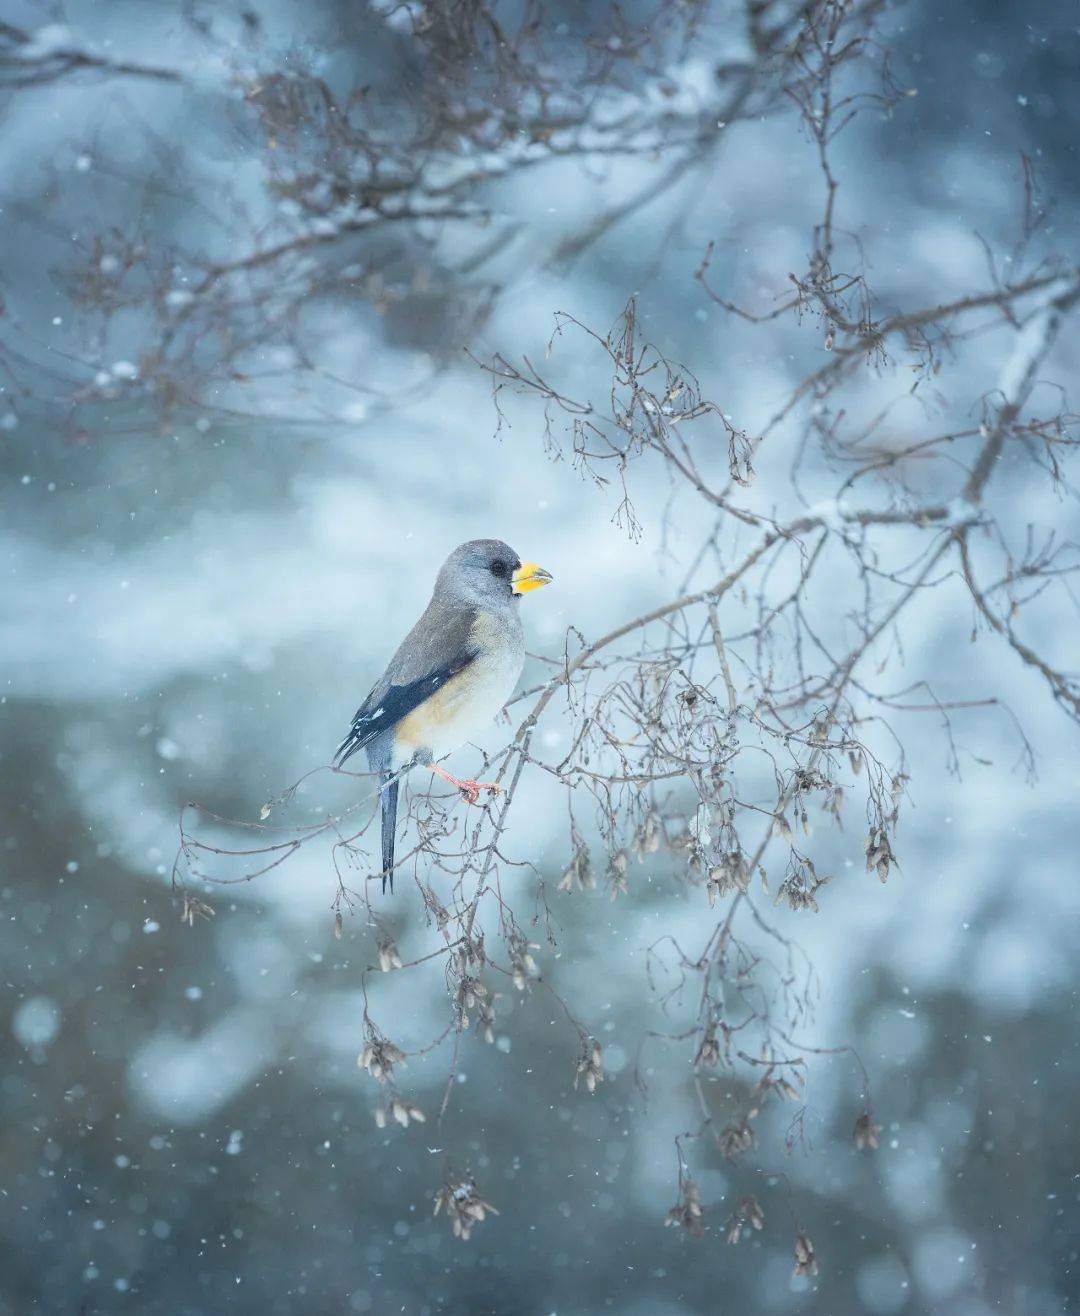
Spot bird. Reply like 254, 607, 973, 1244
333, 539, 553, 892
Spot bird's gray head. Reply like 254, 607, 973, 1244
435, 539, 552, 609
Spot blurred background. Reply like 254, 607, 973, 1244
2, 0, 1079, 1312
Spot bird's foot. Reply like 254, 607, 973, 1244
458, 778, 503, 805
430, 763, 502, 805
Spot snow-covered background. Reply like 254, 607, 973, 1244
2, 1, 1079, 1312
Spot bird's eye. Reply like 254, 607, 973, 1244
490, 560, 507, 578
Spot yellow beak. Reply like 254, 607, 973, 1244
511, 561, 553, 595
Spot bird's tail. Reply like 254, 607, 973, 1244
379, 771, 399, 894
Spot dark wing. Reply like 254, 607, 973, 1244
333, 662, 474, 766
333, 597, 479, 768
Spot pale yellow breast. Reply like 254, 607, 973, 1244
395, 667, 478, 754
393, 611, 524, 766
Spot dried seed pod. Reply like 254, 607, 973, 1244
665, 1178, 704, 1233
853, 1110, 881, 1150
695, 1025, 722, 1069
434, 1177, 498, 1242
377, 936, 403, 972
793, 1231, 819, 1277
574, 1039, 604, 1093
719, 1120, 755, 1159
726, 1195, 764, 1244
358, 1037, 406, 1084
508, 937, 539, 991
558, 835, 594, 893
607, 849, 629, 900
634, 809, 661, 857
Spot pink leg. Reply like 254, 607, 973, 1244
430, 762, 502, 805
